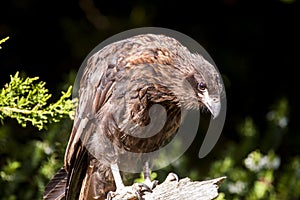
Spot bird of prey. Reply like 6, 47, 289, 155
43, 33, 224, 200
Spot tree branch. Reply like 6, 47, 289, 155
110, 174, 226, 200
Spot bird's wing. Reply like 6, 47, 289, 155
64, 49, 121, 199
44, 50, 117, 199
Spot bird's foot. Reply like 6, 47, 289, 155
136, 179, 158, 193
130, 181, 158, 200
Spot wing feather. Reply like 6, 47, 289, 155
43, 168, 68, 200
62, 49, 121, 199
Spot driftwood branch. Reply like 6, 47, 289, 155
110, 173, 226, 200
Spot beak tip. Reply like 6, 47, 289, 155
209, 102, 221, 119
199, 92, 221, 119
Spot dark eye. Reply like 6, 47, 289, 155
198, 82, 207, 91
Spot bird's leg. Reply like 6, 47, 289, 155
107, 162, 158, 200
106, 163, 125, 200
139, 161, 158, 192
110, 163, 125, 190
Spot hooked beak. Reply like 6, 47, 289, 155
198, 92, 221, 119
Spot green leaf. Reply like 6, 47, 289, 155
0, 72, 77, 130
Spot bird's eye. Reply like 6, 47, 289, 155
198, 82, 207, 91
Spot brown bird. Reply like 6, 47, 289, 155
43, 34, 224, 200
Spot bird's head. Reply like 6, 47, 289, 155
164, 45, 224, 119
183, 54, 224, 119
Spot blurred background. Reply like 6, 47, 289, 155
0, 0, 299, 199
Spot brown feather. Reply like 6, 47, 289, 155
43, 168, 67, 200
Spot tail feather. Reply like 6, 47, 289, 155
43, 168, 68, 200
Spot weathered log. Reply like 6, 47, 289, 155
110, 173, 226, 200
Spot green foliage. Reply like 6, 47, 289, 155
0, 159, 21, 182
0, 121, 71, 199
0, 72, 77, 130
0, 71, 76, 199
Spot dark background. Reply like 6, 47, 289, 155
0, 0, 299, 199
